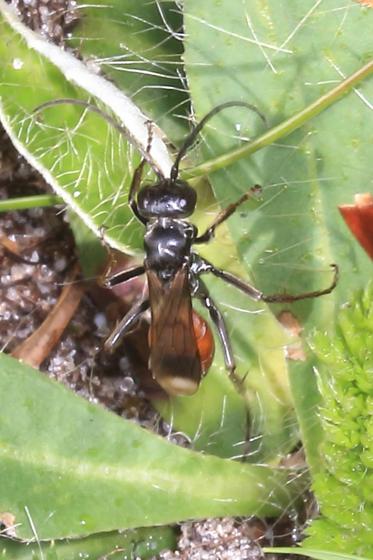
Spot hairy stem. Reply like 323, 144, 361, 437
182, 59, 373, 179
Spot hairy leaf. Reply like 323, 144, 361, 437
183, 0, 373, 465
0, 527, 176, 559
0, 353, 306, 540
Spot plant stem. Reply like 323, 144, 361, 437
0, 194, 62, 212
182, 59, 373, 180
2, 61, 371, 212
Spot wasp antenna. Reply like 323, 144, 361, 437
32, 98, 131, 144
170, 101, 267, 183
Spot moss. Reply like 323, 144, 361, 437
304, 283, 373, 557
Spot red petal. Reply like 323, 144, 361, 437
339, 194, 373, 260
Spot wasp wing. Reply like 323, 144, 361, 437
147, 265, 202, 396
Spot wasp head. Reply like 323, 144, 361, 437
137, 179, 197, 220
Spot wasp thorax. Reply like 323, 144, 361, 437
137, 179, 197, 219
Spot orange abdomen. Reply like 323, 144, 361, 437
192, 311, 215, 373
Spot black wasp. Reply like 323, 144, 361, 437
35, 100, 338, 396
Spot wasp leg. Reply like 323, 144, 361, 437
197, 257, 338, 303
129, 158, 148, 225
103, 265, 145, 289
104, 298, 149, 351
128, 121, 154, 225
258, 264, 339, 302
194, 186, 261, 244
195, 281, 243, 390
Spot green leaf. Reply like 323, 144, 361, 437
264, 548, 372, 560
184, 0, 373, 318
0, 353, 306, 541
0, 3, 250, 457
183, 0, 373, 465
288, 358, 324, 471
303, 284, 373, 556
67, 0, 189, 144
67, 210, 107, 279
0, 2, 277, 465
2, 0, 371, 468
0, 527, 176, 559
0, 0, 172, 254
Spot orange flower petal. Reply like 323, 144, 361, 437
339, 193, 373, 260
